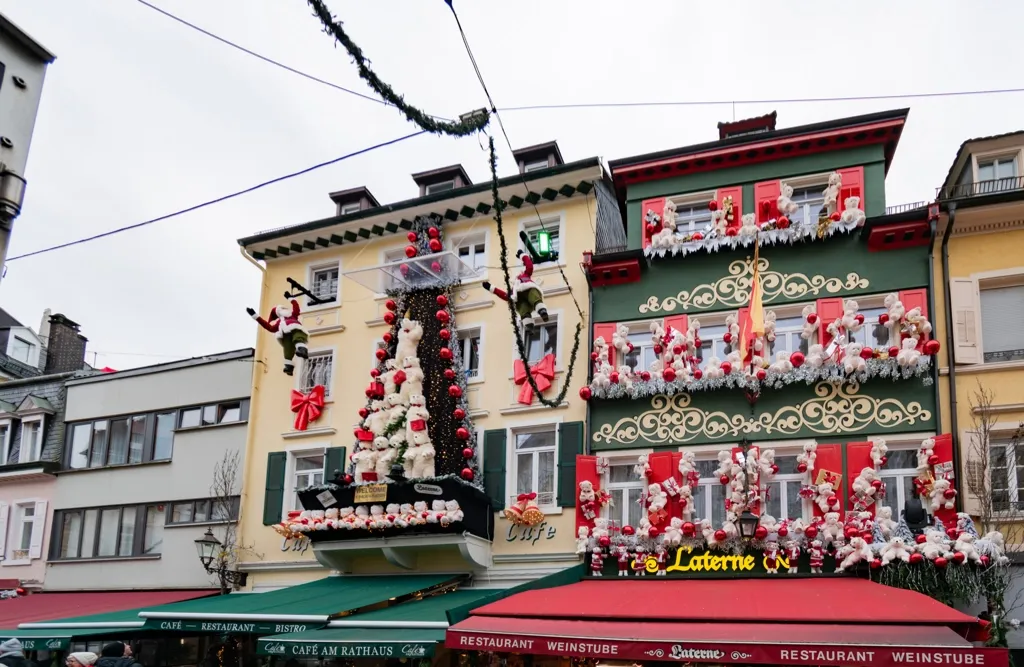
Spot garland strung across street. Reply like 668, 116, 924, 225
581, 292, 938, 401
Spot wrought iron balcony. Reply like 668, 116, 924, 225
936, 176, 1024, 201
884, 201, 930, 215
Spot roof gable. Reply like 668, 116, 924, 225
15, 395, 55, 416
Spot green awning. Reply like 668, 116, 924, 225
257, 589, 496, 658
0, 627, 138, 651
19, 606, 150, 631
139, 575, 458, 634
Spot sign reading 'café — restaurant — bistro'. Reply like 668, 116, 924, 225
143, 619, 316, 634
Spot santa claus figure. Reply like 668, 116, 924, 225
616, 545, 630, 577
590, 547, 604, 576
809, 539, 825, 574
785, 541, 801, 574
247, 300, 309, 375
765, 540, 780, 574
482, 250, 548, 330
654, 544, 668, 576
633, 548, 648, 577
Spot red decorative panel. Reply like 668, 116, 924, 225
754, 180, 781, 223
640, 197, 665, 249
845, 442, 876, 518
931, 433, 957, 527
593, 323, 617, 368
717, 186, 743, 230
575, 454, 599, 532
837, 166, 865, 210
816, 298, 845, 348
899, 288, 930, 351
812, 444, 845, 520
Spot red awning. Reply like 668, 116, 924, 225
0, 590, 216, 627
447, 616, 1007, 667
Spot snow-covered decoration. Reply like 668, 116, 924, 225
643, 174, 864, 260
283, 501, 464, 534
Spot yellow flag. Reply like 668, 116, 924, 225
740, 235, 765, 363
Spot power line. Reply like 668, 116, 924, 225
6, 130, 426, 262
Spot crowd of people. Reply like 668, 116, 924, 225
0, 639, 144, 667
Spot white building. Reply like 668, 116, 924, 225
44, 349, 254, 592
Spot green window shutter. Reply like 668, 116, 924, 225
324, 446, 347, 483
483, 429, 507, 509
263, 451, 288, 525
557, 421, 584, 507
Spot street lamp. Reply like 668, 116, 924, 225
194, 528, 247, 589
737, 510, 760, 540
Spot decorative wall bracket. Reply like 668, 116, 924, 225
285, 277, 329, 306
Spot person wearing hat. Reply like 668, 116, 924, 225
66, 653, 97, 667
0, 638, 36, 667
95, 643, 142, 667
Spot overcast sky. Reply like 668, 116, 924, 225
0, 0, 1021, 370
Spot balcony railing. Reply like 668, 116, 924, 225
937, 176, 1024, 201
884, 201, 930, 215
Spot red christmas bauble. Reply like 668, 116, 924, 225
804, 525, 819, 539
375, 348, 387, 361
928, 454, 940, 466
830, 211, 842, 222
721, 361, 733, 375
797, 462, 808, 473
935, 557, 948, 568
862, 532, 873, 544
383, 332, 393, 344
946, 528, 959, 540
383, 311, 396, 325
878, 313, 890, 325
449, 385, 463, 398
599, 536, 611, 547
407, 232, 418, 243
358, 408, 369, 419
777, 216, 790, 229
623, 525, 635, 536
870, 558, 882, 569
663, 367, 677, 382
641, 371, 651, 381
646, 224, 658, 236
871, 479, 883, 490
909, 552, 924, 564
855, 313, 865, 325
579, 386, 592, 401
344, 474, 354, 484
707, 200, 719, 212
860, 347, 874, 360
726, 227, 738, 237
385, 299, 397, 311
428, 226, 440, 239
756, 369, 767, 381
431, 261, 442, 272
437, 294, 449, 307
436, 310, 451, 323
943, 488, 957, 499
692, 232, 704, 241
405, 245, 418, 258
463, 447, 474, 459
981, 555, 991, 567
444, 369, 456, 380
714, 529, 727, 542
369, 368, 380, 378
916, 534, 927, 544
790, 351, 805, 368
394, 370, 406, 384
806, 313, 818, 325
880, 455, 888, 466
671, 345, 683, 356
827, 494, 838, 507
682, 522, 695, 536
924, 339, 941, 355
429, 239, 443, 253
777, 525, 789, 537
440, 347, 453, 361
456, 427, 470, 440
754, 526, 768, 540
609, 372, 620, 384
771, 464, 779, 475
953, 551, 966, 563
693, 369, 703, 380
590, 351, 599, 361
364, 387, 374, 398
649, 527, 661, 538
400, 263, 411, 275
440, 328, 451, 340
453, 408, 466, 420
719, 475, 730, 485
461, 468, 474, 481
888, 346, 900, 358
722, 332, 733, 344
653, 344, 663, 355
846, 526, 859, 539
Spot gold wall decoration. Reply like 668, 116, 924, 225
592, 382, 932, 446
638, 257, 870, 314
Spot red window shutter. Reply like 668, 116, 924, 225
575, 455, 599, 531
717, 186, 743, 230
930, 433, 957, 527
899, 288, 930, 350
593, 323, 618, 368
816, 298, 845, 348
754, 180, 781, 223
664, 315, 689, 339
837, 167, 865, 213
647, 452, 675, 486
670, 452, 683, 520
640, 197, 666, 249
813, 444, 844, 520
845, 442, 876, 518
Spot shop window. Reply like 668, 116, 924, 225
878, 448, 920, 514
511, 427, 557, 508
604, 463, 644, 528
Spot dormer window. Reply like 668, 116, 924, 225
10, 337, 33, 364
425, 180, 456, 195
339, 202, 361, 215
524, 160, 549, 173
328, 186, 379, 218
512, 141, 564, 175
412, 165, 471, 197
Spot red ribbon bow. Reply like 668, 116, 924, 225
291, 385, 325, 431
513, 353, 556, 405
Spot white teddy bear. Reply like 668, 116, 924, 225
896, 338, 921, 368
579, 480, 596, 503
851, 466, 880, 501
395, 503, 413, 529
704, 356, 724, 379
405, 394, 431, 446
617, 365, 635, 391
591, 517, 610, 540
353, 506, 370, 530
649, 321, 665, 348
651, 201, 678, 248
382, 358, 400, 395
769, 351, 793, 374
611, 324, 633, 359
445, 499, 465, 525
823, 171, 842, 214
739, 213, 759, 238
409, 501, 428, 526
575, 526, 590, 554
592, 361, 613, 390
844, 342, 867, 374
884, 292, 905, 323
836, 536, 873, 572
369, 505, 387, 529
413, 443, 436, 479
805, 344, 826, 368
373, 437, 395, 478
880, 536, 912, 565
876, 506, 896, 539
801, 304, 818, 341
904, 307, 933, 338
647, 483, 668, 516
384, 503, 402, 528
353, 446, 377, 481
796, 442, 817, 475
777, 183, 799, 217
930, 478, 955, 512
724, 314, 740, 351
816, 485, 837, 515
821, 511, 843, 543
841, 299, 863, 333
955, 533, 982, 563
663, 517, 684, 547
394, 319, 424, 362
919, 530, 949, 561
634, 454, 651, 479
917, 437, 936, 477
636, 516, 653, 538
840, 196, 866, 225
701, 519, 721, 548
365, 400, 389, 436
399, 357, 425, 402
871, 439, 888, 468
711, 208, 728, 237
338, 507, 355, 529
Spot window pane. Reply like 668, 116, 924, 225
17, 507, 32, 551
118, 507, 136, 556
180, 408, 201, 429
212, 499, 233, 521
608, 464, 634, 484
692, 485, 707, 521
89, 421, 108, 468
774, 455, 800, 475
981, 285, 1024, 363
144, 506, 164, 555
218, 403, 241, 424
80, 510, 97, 558
201, 405, 217, 426
21, 423, 40, 462
538, 450, 555, 498
194, 500, 210, 523
786, 480, 803, 520
296, 455, 325, 471
997, 158, 1017, 179
312, 267, 339, 302
107, 419, 129, 465
711, 485, 727, 526
171, 502, 194, 523
301, 353, 333, 396
516, 453, 533, 497
128, 416, 147, 464
97, 509, 120, 557
886, 449, 918, 470
516, 431, 556, 450
766, 481, 781, 519
60, 513, 82, 558
542, 324, 558, 359
154, 412, 175, 460
627, 487, 643, 526
978, 162, 995, 182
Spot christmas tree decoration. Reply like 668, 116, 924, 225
290, 385, 326, 431
246, 299, 309, 375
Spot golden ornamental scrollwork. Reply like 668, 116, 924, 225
591, 382, 931, 446
637, 257, 870, 314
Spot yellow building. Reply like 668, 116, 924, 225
234, 142, 617, 592
932, 131, 1024, 526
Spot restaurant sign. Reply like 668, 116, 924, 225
258, 638, 434, 658
447, 633, 1007, 667
594, 546, 839, 577
143, 619, 318, 634
20, 638, 67, 651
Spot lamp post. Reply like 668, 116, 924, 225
736, 439, 761, 541
194, 528, 247, 591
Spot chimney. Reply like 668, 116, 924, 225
44, 314, 87, 374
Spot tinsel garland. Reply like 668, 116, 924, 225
589, 357, 933, 400
302, 472, 474, 494
644, 217, 859, 260
488, 137, 582, 408
305, 0, 489, 137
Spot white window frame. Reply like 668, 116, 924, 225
759, 442, 813, 523
601, 455, 647, 530
667, 190, 717, 236
507, 420, 561, 511
425, 180, 456, 195
976, 154, 1019, 183
283, 445, 329, 516
296, 347, 335, 400
781, 172, 832, 227
870, 432, 934, 518
6, 498, 45, 565
518, 211, 566, 264
523, 159, 549, 173
9, 337, 33, 365
305, 259, 341, 310
514, 309, 565, 390
339, 202, 361, 215
449, 230, 489, 282
623, 320, 659, 373
0, 419, 12, 465
18, 416, 44, 463
457, 324, 484, 385
978, 278, 1024, 365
